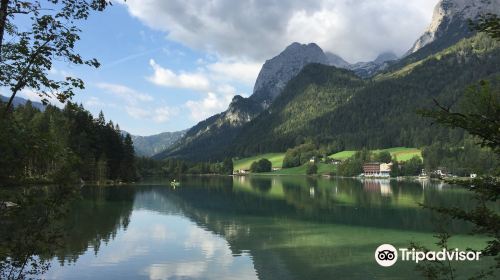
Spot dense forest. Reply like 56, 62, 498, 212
0, 101, 136, 186
136, 157, 233, 178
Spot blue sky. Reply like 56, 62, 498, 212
9, 0, 439, 136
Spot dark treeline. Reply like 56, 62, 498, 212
422, 137, 499, 176
0, 102, 136, 186
136, 157, 233, 178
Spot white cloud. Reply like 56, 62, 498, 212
153, 106, 179, 123
126, 105, 179, 123
185, 91, 234, 122
17, 88, 64, 108
48, 67, 72, 78
125, 106, 151, 119
96, 82, 179, 123
146, 60, 253, 122
148, 59, 211, 91
18, 88, 42, 102
207, 61, 262, 85
143, 262, 207, 280
97, 82, 153, 103
85, 96, 106, 108
119, 0, 438, 62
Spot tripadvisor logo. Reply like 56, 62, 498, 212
375, 244, 482, 267
375, 244, 398, 267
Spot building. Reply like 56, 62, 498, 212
380, 163, 392, 177
363, 162, 392, 177
363, 163, 380, 177
328, 159, 341, 165
234, 169, 250, 175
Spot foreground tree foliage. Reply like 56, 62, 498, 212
0, 101, 136, 185
0, 0, 109, 113
414, 15, 500, 274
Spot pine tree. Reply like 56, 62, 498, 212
120, 134, 136, 182
96, 154, 108, 184
222, 158, 233, 175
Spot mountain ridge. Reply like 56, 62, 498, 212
154, 0, 499, 161
0, 95, 45, 111
131, 130, 186, 157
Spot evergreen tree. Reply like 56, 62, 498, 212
222, 158, 233, 175
120, 134, 136, 182
96, 154, 108, 184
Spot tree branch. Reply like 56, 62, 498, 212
4, 38, 53, 113
0, 0, 9, 61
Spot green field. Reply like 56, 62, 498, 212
328, 150, 356, 160
329, 147, 421, 162
263, 163, 336, 175
234, 147, 421, 175
233, 153, 285, 171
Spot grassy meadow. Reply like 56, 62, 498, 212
233, 147, 421, 175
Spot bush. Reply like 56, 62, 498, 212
400, 156, 423, 176
306, 164, 318, 175
337, 158, 363, 176
250, 159, 272, 173
282, 142, 317, 168
375, 151, 392, 163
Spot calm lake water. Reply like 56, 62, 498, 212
41, 176, 493, 279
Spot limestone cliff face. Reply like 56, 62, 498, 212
251, 42, 329, 106
407, 0, 500, 55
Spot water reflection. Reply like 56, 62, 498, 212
34, 177, 495, 279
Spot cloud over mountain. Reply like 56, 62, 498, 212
120, 0, 438, 62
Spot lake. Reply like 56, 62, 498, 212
35, 176, 492, 279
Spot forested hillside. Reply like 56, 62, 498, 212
131, 130, 186, 157
0, 102, 136, 185
155, 31, 499, 162
231, 34, 500, 156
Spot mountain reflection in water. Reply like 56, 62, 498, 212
37, 176, 492, 280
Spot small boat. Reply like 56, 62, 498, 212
170, 180, 180, 188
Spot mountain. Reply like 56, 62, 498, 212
325, 52, 351, 68
131, 130, 186, 157
231, 33, 500, 155
157, 0, 499, 161
169, 33, 498, 160
156, 43, 333, 160
347, 52, 398, 78
154, 95, 263, 160
0, 95, 45, 111
251, 42, 329, 106
374, 52, 398, 64
158, 43, 403, 161
326, 51, 399, 78
403, 0, 500, 62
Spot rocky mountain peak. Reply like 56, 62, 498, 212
251, 42, 328, 106
374, 52, 398, 64
325, 52, 351, 69
407, 0, 500, 54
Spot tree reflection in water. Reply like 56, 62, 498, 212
0, 185, 79, 279
0, 185, 136, 280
